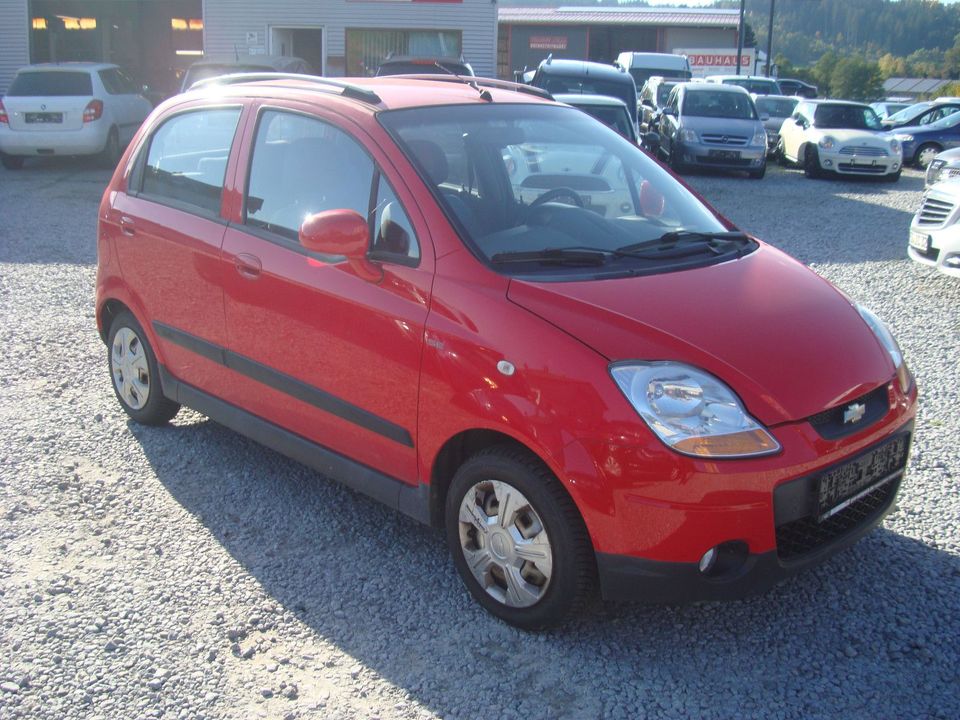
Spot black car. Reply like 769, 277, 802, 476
529, 58, 638, 128
375, 55, 473, 77
776, 78, 818, 98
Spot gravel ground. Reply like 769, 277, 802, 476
1, 159, 958, 720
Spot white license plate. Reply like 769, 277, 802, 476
909, 230, 929, 252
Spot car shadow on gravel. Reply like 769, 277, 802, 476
134, 416, 960, 719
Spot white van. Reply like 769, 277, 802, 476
615, 52, 692, 86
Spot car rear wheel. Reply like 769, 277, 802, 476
803, 146, 822, 178
445, 446, 595, 630
107, 311, 180, 425
915, 143, 941, 169
1, 153, 24, 170
100, 128, 121, 169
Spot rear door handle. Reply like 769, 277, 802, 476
119, 216, 136, 237
234, 253, 262, 280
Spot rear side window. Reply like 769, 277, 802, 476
140, 108, 242, 215
99, 68, 139, 95
8, 71, 93, 97
245, 111, 374, 241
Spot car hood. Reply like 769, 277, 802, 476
506, 244, 893, 426
810, 127, 891, 145
934, 146, 960, 163
681, 116, 761, 134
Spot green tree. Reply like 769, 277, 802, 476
829, 57, 883, 100
812, 50, 839, 95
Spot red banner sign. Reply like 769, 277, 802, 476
529, 36, 568, 50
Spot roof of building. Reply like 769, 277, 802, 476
499, 6, 740, 28
883, 77, 952, 95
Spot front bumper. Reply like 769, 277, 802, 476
0, 124, 108, 157
817, 147, 901, 176
676, 141, 766, 171
909, 217, 960, 277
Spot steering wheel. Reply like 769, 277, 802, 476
528, 186, 585, 210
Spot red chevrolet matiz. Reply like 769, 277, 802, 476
95, 74, 916, 629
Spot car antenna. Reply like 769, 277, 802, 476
434, 62, 493, 102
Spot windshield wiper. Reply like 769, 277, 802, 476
618, 230, 751, 258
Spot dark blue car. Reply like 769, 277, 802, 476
894, 111, 960, 168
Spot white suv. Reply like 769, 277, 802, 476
0, 63, 152, 170
779, 100, 902, 180
909, 182, 960, 277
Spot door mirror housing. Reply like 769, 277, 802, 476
760, 114, 770, 122
299, 209, 382, 282
662, 106, 677, 117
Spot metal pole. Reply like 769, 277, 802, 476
736, 0, 746, 76
765, 0, 776, 77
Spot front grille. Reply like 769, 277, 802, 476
776, 479, 897, 561
839, 145, 888, 157
837, 162, 887, 174
809, 385, 889, 440
701, 134, 748, 146
917, 195, 955, 226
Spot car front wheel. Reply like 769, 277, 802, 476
1, 153, 24, 170
107, 311, 180, 425
915, 143, 941, 169
445, 446, 595, 630
804, 146, 822, 178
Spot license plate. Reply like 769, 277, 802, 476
709, 149, 740, 160
909, 230, 930, 252
25, 112, 63, 124
817, 434, 909, 521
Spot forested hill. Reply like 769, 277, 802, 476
723, 0, 960, 64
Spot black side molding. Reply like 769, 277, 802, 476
157, 365, 431, 525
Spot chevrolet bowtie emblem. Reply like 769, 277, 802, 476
843, 402, 866, 424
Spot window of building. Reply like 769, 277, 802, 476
346, 29, 462, 76
140, 108, 242, 214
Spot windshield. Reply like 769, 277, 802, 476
755, 97, 798, 118
9, 71, 93, 96
656, 83, 677, 106
539, 75, 635, 116
570, 103, 635, 140
379, 104, 732, 278
887, 102, 930, 124
813, 104, 882, 130
683, 91, 757, 119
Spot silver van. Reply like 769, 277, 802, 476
615, 52, 692, 87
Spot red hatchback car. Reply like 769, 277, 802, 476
96, 74, 917, 629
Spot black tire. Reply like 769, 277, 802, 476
915, 143, 941, 169
100, 127, 121, 169
107, 311, 180, 425
803, 145, 822, 178
1, 153, 24, 170
749, 162, 767, 179
445, 445, 596, 630
884, 168, 902, 183
776, 140, 789, 167
668, 145, 686, 174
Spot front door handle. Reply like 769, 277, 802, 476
119, 216, 136, 237
234, 253, 262, 280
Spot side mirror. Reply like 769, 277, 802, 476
299, 209, 382, 282
760, 114, 770, 122
662, 106, 676, 117
642, 98, 655, 108
641, 131, 661, 155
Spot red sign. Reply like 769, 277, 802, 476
529, 35, 568, 51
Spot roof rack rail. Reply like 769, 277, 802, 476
189, 73, 381, 104
386, 74, 553, 101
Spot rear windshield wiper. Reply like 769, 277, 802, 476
618, 230, 752, 258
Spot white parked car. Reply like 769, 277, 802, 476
925, 147, 960, 188
0, 63, 152, 170
909, 182, 960, 277
778, 99, 902, 180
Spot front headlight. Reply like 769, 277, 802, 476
681, 128, 699, 143
927, 158, 946, 184
895, 133, 914, 143
610, 362, 781, 458
818, 135, 836, 150
752, 127, 767, 146
857, 305, 912, 394
889, 138, 901, 154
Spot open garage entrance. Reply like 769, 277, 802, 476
270, 27, 325, 75
28, 0, 202, 97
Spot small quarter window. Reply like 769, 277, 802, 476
140, 108, 241, 215
371, 176, 420, 263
